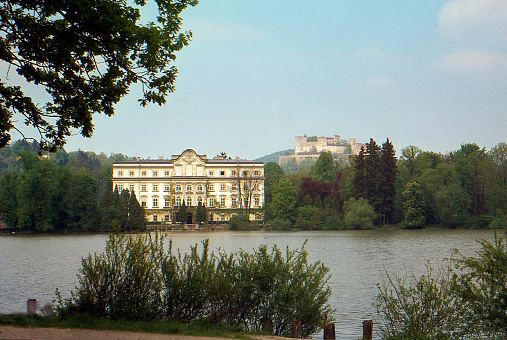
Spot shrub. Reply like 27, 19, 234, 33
69, 233, 164, 320
376, 233, 507, 339
453, 233, 507, 338
228, 214, 250, 230
61, 234, 332, 337
375, 261, 470, 340
343, 197, 376, 229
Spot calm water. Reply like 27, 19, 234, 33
0, 229, 498, 339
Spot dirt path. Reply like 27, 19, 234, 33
0, 326, 285, 340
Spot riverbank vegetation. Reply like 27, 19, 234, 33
375, 231, 507, 339
0, 138, 506, 231
54, 233, 332, 338
264, 140, 507, 230
0, 140, 145, 232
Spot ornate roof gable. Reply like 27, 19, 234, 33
172, 149, 206, 176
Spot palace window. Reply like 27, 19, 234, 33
197, 184, 203, 192
175, 197, 181, 206
141, 201, 147, 207
197, 196, 203, 204
116, 184, 123, 191
208, 184, 214, 192
254, 170, 259, 176
175, 184, 181, 192
209, 171, 214, 176
220, 197, 226, 207
232, 183, 237, 191
208, 198, 214, 207
141, 184, 147, 192
141, 171, 146, 176
186, 196, 192, 206
186, 184, 192, 192
153, 171, 158, 176
153, 198, 158, 208
164, 170, 170, 176
153, 184, 158, 192
220, 170, 225, 176
164, 184, 170, 192
254, 197, 260, 206
231, 197, 237, 208
118, 171, 123, 176
129, 184, 134, 191
232, 170, 237, 176
164, 198, 171, 207
129, 170, 134, 176
220, 183, 226, 191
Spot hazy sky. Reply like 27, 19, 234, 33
11, 0, 507, 160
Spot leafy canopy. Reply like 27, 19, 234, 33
0, 0, 197, 151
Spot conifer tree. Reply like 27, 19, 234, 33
118, 189, 131, 231
380, 138, 397, 225
195, 202, 207, 224
352, 146, 367, 198
99, 183, 118, 231
127, 191, 146, 231
176, 202, 188, 224
364, 139, 382, 214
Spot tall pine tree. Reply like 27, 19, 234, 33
380, 138, 397, 225
352, 146, 367, 198
364, 138, 382, 215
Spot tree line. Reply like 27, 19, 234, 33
0, 140, 145, 232
264, 139, 507, 230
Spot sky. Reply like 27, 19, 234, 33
9, 0, 507, 160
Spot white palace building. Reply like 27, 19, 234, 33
112, 149, 265, 223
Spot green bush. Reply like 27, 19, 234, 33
228, 214, 250, 230
60, 234, 332, 337
375, 262, 470, 340
343, 197, 376, 229
453, 233, 507, 337
68, 233, 164, 320
376, 232, 507, 339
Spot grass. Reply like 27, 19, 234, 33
0, 313, 260, 339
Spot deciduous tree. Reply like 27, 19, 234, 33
0, 0, 197, 150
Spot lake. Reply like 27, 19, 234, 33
0, 229, 498, 339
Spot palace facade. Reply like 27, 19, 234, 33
112, 149, 265, 223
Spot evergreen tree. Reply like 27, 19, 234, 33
380, 138, 397, 225
195, 202, 207, 224
176, 202, 188, 224
127, 191, 146, 231
364, 138, 382, 214
99, 182, 117, 231
118, 189, 131, 231
352, 146, 367, 198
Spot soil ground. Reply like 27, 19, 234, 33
0, 326, 285, 340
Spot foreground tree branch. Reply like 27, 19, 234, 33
0, 0, 198, 151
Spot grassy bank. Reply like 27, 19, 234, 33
0, 313, 256, 339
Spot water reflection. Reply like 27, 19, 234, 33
0, 229, 496, 339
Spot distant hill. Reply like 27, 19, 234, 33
254, 149, 294, 164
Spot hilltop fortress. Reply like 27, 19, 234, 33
279, 134, 364, 166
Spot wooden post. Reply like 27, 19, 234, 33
27, 299, 37, 315
292, 320, 301, 338
324, 313, 336, 340
262, 317, 273, 333
362, 320, 373, 340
